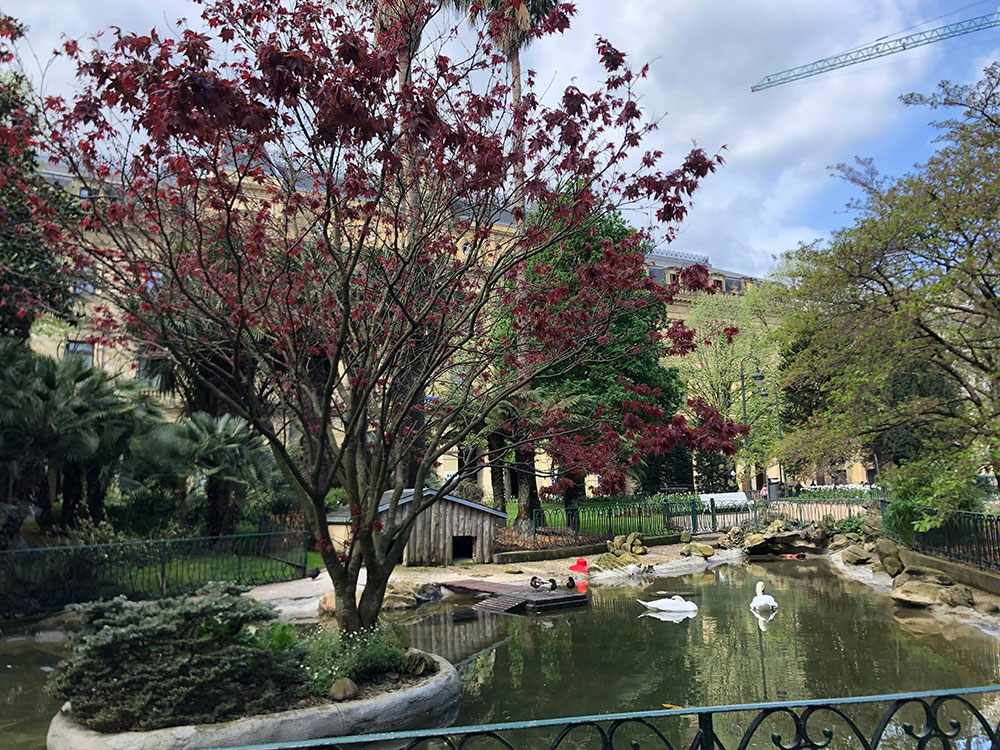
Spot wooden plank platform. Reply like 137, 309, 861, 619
472, 594, 527, 614
444, 579, 587, 613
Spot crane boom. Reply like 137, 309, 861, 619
752, 11, 1000, 92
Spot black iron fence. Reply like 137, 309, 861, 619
216, 685, 1000, 749
495, 495, 873, 551
883, 501, 1000, 572
0, 530, 308, 619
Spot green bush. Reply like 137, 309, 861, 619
46, 586, 305, 732
833, 515, 865, 536
301, 625, 405, 697
887, 451, 986, 536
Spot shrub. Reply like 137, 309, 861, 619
833, 515, 865, 536
301, 624, 405, 697
46, 586, 305, 732
887, 451, 986, 536
455, 478, 484, 505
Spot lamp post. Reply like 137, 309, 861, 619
740, 354, 764, 498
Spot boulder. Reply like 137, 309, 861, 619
875, 537, 899, 559
318, 591, 337, 618
841, 545, 872, 565
744, 533, 768, 554
891, 580, 944, 608
938, 585, 975, 608
625, 532, 641, 548
828, 534, 850, 552
894, 565, 953, 588
765, 519, 788, 534
978, 601, 1000, 614
883, 556, 904, 577
804, 523, 828, 544
382, 582, 420, 610
861, 514, 882, 537
717, 526, 745, 550
593, 551, 644, 570
415, 583, 443, 604
328, 677, 359, 701
688, 542, 715, 557
846, 532, 863, 544
679, 530, 692, 543
679, 544, 691, 557
613, 535, 627, 549
404, 648, 438, 677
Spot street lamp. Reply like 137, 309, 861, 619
740, 354, 764, 498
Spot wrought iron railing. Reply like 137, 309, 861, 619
495, 495, 872, 551
0, 530, 308, 618
215, 685, 1000, 749
882, 501, 1000, 573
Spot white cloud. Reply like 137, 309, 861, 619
10, 0, 993, 278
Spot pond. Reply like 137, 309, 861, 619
397, 560, 1000, 748
4, 559, 1000, 749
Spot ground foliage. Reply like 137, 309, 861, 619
46, 586, 306, 732
5, 1, 742, 629
301, 624, 405, 696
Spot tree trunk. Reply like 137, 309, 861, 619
61, 462, 83, 529
514, 445, 539, 530
487, 430, 507, 510
205, 474, 232, 537
85, 465, 107, 523
563, 469, 585, 532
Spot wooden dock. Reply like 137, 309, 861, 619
443, 579, 588, 614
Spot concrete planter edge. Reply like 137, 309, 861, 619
47, 652, 459, 750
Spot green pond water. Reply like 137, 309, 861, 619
3, 560, 1000, 749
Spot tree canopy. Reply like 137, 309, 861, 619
781, 63, 1000, 480
6, 0, 741, 629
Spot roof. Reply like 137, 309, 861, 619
326, 488, 508, 523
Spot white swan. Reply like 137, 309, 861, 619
750, 581, 778, 612
638, 595, 698, 613
640, 609, 697, 623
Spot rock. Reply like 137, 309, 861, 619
978, 601, 1000, 614
415, 583, 443, 603
828, 534, 849, 551
863, 542, 876, 553
625, 532, 641, 548
404, 648, 437, 677
328, 677, 359, 701
804, 524, 828, 544
35, 609, 83, 633
680, 530, 692, 543
717, 526, 745, 550
891, 580, 945, 608
631, 545, 647, 555
894, 566, 953, 588
382, 582, 419, 610
744, 533, 768, 553
883, 556, 904, 577
846, 532, 863, 544
593, 551, 645, 570
679, 544, 691, 557
688, 542, 715, 557
504, 568, 523, 575
861, 514, 882, 537
318, 591, 337, 617
841, 545, 872, 565
613, 535, 627, 549
938, 585, 975, 608
875, 537, 899, 559
766, 519, 788, 534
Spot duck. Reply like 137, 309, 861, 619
750, 581, 778, 612
637, 595, 698, 613
529, 576, 543, 590
546, 577, 558, 592
563, 576, 576, 591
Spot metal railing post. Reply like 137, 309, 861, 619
698, 712, 716, 750
690, 498, 698, 534
710, 499, 717, 533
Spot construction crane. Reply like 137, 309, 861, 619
752, 11, 1000, 91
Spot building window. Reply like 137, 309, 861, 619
65, 340, 94, 367
670, 273, 678, 283
649, 268, 665, 283
712, 279, 723, 289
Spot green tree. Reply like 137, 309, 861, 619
674, 282, 782, 490
782, 63, 1000, 481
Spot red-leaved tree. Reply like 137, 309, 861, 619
12, 0, 742, 629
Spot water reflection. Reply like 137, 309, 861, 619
400, 560, 1000, 748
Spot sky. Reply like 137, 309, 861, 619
8, 0, 1000, 277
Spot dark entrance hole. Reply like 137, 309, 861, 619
452, 535, 475, 561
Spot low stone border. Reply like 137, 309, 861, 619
47, 652, 459, 750
898, 548, 1000, 598
493, 534, 680, 564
